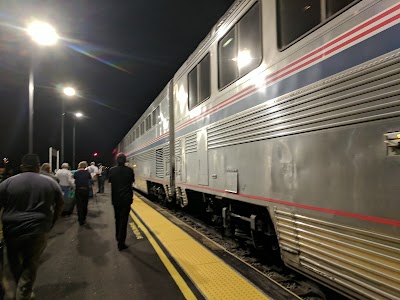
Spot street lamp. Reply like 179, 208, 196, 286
26, 20, 59, 153
63, 87, 76, 97
27, 21, 59, 46
72, 112, 83, 169
61, 86, 76, 164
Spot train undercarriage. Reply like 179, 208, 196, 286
146, 180, 280, 258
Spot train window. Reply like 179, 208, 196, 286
326, 0, 355, 18
188, 67, 198, 109
238, 3, 262, 77
145, 115, 151, 131
156, 106, 160, 124
140, 122, 144, 135
219, 28, 238, 88
152, 110, 156, 126
152, 106, 160, 126
218, 2, 261, 89
277, 0, 358, 49
188, 53, 211, 110
136, 127, 139, 138
199, 54, 211, 104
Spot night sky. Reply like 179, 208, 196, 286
0, 0, 235, 169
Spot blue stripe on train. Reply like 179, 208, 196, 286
132, 24, 400, 155
177, 24, 400, 137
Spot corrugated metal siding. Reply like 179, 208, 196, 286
208, 53, 400, 149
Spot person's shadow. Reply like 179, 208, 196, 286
76, 223, 111, 266
35, 281, 89, 299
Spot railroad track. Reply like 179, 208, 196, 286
134, 191, 349, 300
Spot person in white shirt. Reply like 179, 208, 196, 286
86, 162, 99, 196
97, 163, 106, 193
55, 163, 75, 197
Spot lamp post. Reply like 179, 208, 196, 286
72, 112, 83, 169
61, 87, 76, 164
26, 21, 59, 153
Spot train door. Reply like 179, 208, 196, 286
163, 144, 170, 179
175, 138, 186, 183
197, 129, 209, 186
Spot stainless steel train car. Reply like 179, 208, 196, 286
119, 0, 400, 298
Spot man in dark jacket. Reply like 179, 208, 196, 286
0, 154, 63, 300
108, 153, 135, 251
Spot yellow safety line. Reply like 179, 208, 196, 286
132, 196, 269, 300
130, 211, 197, 300
140, 198, 301, 299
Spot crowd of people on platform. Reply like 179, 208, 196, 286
0, 152, 135, 300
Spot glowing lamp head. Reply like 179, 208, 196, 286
75, 112, 83, 118
63, 87, 76, 97
27, 21, 59, 46
93, 152, 98, 157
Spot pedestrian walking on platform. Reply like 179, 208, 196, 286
0, 154, 63, 300
74, 161, 92, 225
55, 163, 75, 197
108, 153, 135, 251
97, 163, 106, 193
40, 163, 59, 183
87, 162, 99, 198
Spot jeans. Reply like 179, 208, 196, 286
98, 176, 105, 193
60, 185, 70, 197
2, 234, 48, 300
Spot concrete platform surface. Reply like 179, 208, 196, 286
34, 186, 184, 300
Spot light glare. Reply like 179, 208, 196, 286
63, 87, 76, 97
236, 50, 253, 70
75, 112, 83, 118
27, 21, 59, 46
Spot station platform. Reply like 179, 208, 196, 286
35, 188, 184, 299
35, 185, 297, 299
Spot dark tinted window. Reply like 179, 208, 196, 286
327, 0, 355, 17
136, 127, 139, 138
152, 106, 160, 126
218, 2, 261, 89
188, 68, 198, 110
238, 3, 262, 77
219, 28, 238, 88
188, 53, 211, 110
140, 122, 144, 135
277, 0, 358, 49
145, 115, 151, 131
199, 54, 211, 103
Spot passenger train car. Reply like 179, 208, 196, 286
119, 0, 400, 298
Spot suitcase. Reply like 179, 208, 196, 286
62, 191, 76, 216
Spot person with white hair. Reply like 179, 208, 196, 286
87, 162, 99, 197
40, 163, 59, 183
55, 162, 75, 197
